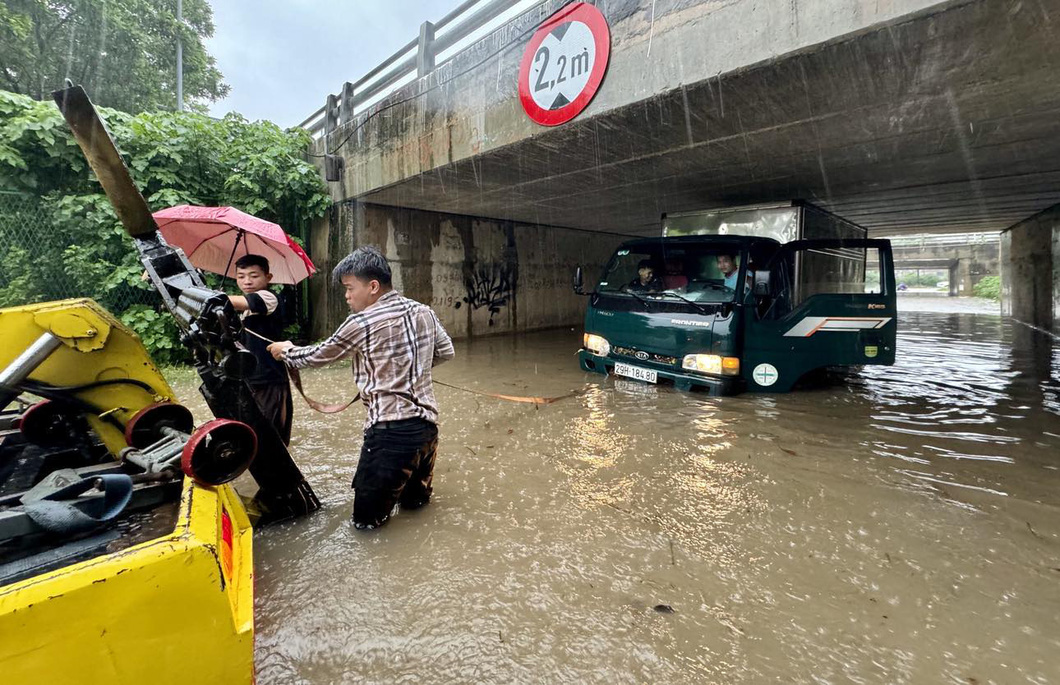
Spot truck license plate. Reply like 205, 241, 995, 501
614, 362, 658, 384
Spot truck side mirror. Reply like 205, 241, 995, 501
753, 270, 771, 297
573, 266, 586, 295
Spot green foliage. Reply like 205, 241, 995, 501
0, 0, 226, 113
895, 271, 946, 288
120, 304, 186, 364
974, 275, 1001, 301
0, 244, 36, 308
0, 88, 329, 361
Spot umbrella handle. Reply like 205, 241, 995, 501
220, 229, 244, 288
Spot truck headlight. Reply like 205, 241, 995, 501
682, 354, 740, 376
583, 333, 610, 357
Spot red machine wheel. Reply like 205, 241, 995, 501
181, 418, 258, 486
19, 400, 80, 447
124, 402, 194, 448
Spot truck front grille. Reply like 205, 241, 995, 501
612, 345, 678, 366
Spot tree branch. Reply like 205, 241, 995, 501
42, 10, 77, 44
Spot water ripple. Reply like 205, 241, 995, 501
164, 310, 1060, 684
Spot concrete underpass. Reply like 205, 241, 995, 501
306, 0, 1060, 339
240, 2, 1060, 681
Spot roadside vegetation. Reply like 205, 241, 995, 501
0, 0, 226, 113
0, 89, 329, 363
974, 275, 1001, 301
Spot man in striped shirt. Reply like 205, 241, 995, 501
267, 246, 454, 530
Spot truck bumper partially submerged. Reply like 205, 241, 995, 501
578, 350, 744, 395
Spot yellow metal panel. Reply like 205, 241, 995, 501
0, 299, 176, 456
0, 481, 254, 684
33, 303, 111, 351
1, 299, 255, 682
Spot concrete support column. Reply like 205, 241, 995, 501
956, 259, 976, 296
416, 21, 436, 77
1000, 205, 1060, 332
324, 94, 339, 137
339, 82, 355, 125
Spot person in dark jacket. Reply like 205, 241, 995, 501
227, 254, 293, 445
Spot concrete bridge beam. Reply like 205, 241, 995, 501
319, 0, 1060, 238
890, 238, 999, 295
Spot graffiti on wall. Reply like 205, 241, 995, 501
457, 263, 517, 326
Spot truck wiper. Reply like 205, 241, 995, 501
618, 284, 654, 309
650, 290, 711, 315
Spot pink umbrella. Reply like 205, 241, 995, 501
152, 205, 316, 285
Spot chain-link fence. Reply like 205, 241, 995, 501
1, 190, 311, 362
0, 190, 66, 303
0, 189, 158, 312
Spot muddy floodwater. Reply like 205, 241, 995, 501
170, 310, 1059, 684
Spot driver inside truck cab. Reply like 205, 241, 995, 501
716, 253, 740, 290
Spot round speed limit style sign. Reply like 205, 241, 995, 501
518, 2, 611, 126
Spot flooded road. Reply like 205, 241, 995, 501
172, 311, 1060, 684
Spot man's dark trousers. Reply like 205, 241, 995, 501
353, 418, 438, 528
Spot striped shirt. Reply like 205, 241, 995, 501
283, 290, 455, 431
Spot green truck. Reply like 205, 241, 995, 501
574, 202, 897, 394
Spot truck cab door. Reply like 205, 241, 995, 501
743, 239, 896, 392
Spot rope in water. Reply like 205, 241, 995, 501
433, 380, 583, 405
242, 328, 580, 411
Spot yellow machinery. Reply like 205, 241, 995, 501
0, 84, 320, 683
0, 299, 254, 684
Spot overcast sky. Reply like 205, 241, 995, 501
206, 0, 468, 127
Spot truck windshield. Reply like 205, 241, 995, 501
598, 244, 746, 304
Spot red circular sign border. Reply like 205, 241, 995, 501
518, 3, 611, 127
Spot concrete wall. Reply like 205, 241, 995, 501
1054, 223, 1060, 329
308, 203, 626, 339
1000, 206, 1059, 332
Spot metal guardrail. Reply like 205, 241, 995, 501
298, 0, 534, 140
885, 232, 1000, 247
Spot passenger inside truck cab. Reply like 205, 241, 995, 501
627, 259, 664, 292
599, 247, 745, 304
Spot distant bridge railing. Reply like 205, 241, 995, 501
298, 0, 541, 139
884, 231, 1000, 248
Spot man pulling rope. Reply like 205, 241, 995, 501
245, 329, 580, 410
265, 247, 452, 531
